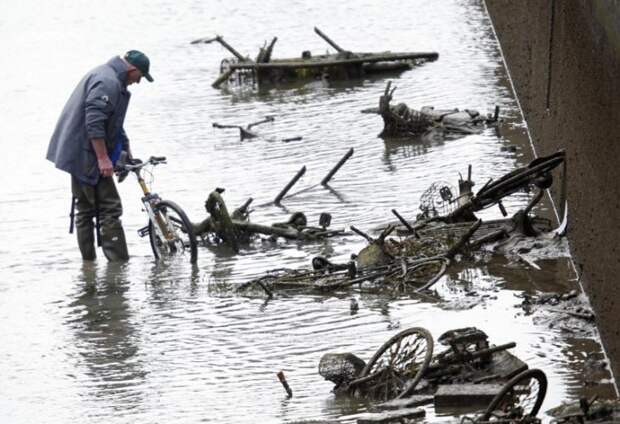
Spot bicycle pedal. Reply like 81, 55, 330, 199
137, 225, 150, 237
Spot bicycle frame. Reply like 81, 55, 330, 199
119, 156, 182, 252
114, 153, 198, 263
134, 171, 168, 236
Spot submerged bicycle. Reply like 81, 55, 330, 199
115, 153, 198, 263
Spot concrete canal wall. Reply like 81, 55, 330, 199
484, 0, 620, 387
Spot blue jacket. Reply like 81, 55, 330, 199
47, 56, 131, 185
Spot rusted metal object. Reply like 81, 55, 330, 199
275, 166, 306, 205
391, 209, 419, 238
321, 148, 354, 186
362, 81, 500, 138
318, 353, 366, 392
193, 189, 346, 252
317, 325, 528, 415
437, 150, 565, 224
277, 371, 293, 398
424, 327, 525, 390
212, 115, 304, 142
547, 398, 620, 424
238, 218, 478, 294
192, 29, 438, 88
314, 27, 347, 54
256, 148, 354, 207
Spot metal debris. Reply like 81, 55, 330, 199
192, 29, 438, 88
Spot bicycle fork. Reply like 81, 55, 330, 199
135, 172, 178, 253
142, 195, 176, 248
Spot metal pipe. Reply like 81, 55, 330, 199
321, 148, 354, 185
314, 27, 345, 52
214, 35, 249, 62
276, 371, 293, 398
274, 166, 306, 205
350, 225, 374, 243
391, 209, 419, 238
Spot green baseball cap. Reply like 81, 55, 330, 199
124, 50, 154, 82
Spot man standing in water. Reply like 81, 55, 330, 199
47, 50, 154, 261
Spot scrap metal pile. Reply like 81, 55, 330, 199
237, 150, 566, 296
191, 28, 438, 88
183, 25, 607, 424
319, 326, 548, 423
236, 223, 467, 295
318, 323, 617, 423
192, 189, 345, 254
362, 81, 500, 138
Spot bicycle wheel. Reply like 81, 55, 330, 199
480, 368, 548, 421
353, 327, 434, 401
476, 154, 564, 205
149, 200, 198, 263
404, 257, 449, 292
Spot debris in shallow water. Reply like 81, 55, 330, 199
275, 166, 307, 205
361, 81, 500, 138
321, 147, 354, 186
517, 290, 597, 337
519, 289, 579, 306
192, 29, 438, 88
277, 370, 293, 398
519, 290, 594, 321
192, 189, 347, 253
350, 298, 359, 314
212, 115, 304, 142
318, 353, 366, 392
319, 326, 526, 409
547, 398, 620, 423
238, 220, 478, 295
434, 383, 503, 408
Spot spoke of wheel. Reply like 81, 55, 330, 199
518, 380, 539, 414
395, 337, 423, 369
387, 338, 403, 368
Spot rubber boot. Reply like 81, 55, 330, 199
100, 222, 129, 262
76, 223, 97, 261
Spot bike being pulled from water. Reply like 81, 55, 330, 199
115, 152, 198, 263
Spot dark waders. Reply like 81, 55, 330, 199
70, 176, 129, 261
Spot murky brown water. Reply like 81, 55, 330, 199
0, 0, 616, 423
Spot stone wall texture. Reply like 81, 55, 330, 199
484, 0, 620, 386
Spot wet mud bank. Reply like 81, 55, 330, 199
484, 0, 620, 387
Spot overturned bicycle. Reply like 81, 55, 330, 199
319, 325, 547, 423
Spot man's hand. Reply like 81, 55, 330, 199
91, 138, 113, 177
98, 157, 114, 177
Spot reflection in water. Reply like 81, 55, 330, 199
224, 69, 415, 104
66, 263, 145, 413
382, 136, 437, 173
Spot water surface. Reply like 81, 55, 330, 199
0, 1, 614, 423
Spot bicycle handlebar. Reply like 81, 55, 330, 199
115, 155, 167, 173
